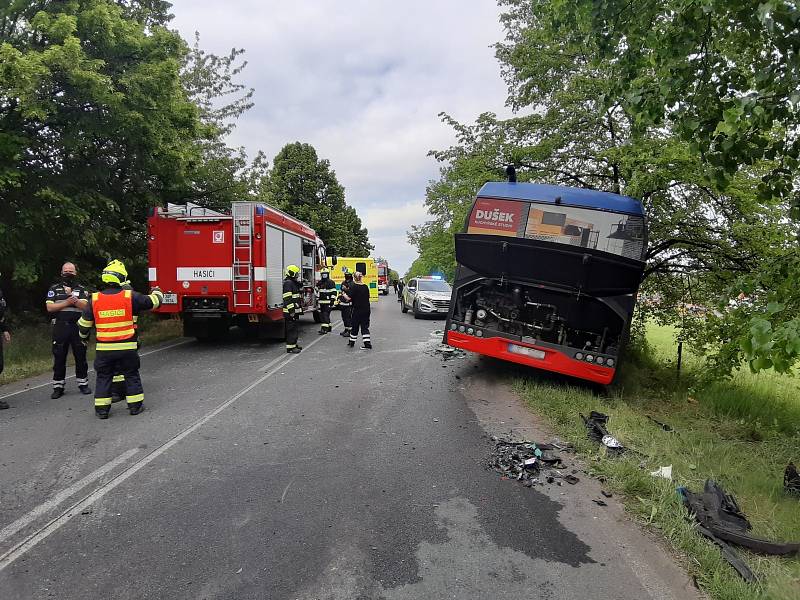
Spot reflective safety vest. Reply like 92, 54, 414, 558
92, 290, 136, 351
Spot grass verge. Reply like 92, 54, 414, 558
0, 314, 183, 386
514, 323, 799, 600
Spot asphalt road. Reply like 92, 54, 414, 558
0, 296, 698, 600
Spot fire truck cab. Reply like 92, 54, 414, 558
148, 201, 331, 340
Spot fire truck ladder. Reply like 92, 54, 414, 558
232, 202, 254, 308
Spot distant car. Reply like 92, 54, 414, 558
400, 276, 452, 319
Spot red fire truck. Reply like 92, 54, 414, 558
375, 258, 390, 295
147, 201, 332, 340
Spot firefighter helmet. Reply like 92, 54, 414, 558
102, 259, 128, 285
285, 265, 300, 278
320, 267, 330, 278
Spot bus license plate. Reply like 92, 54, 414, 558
509, 344, 545, 360
162, 293, 178, 304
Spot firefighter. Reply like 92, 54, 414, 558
110, 278, 138, 403
78, 260, 163, 419
338, 271, 354, 337
0, 279, 10, 410
397, 279, 405, 302
283, 265, 303, 353
317, 268, 336, 334
45, 262, 91, 398
342, 271, 372, 349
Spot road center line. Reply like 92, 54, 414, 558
0, 338, 191, 401
0, 447, 141, 549
0, 321, 338, 572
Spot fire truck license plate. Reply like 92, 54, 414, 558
162, 293, 178, 304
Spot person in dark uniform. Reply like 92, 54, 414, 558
392, 279, 398, 295
397, 279, 405, 302
78, 260, 163, 419
316, 268, 336, 335
45, 262, 91, 399
338, 271, 354, 337
342, 271, 372, 349
282, 265, 303, 353
0, 280, 11, 410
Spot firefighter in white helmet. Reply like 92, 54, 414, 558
283, 265, 303, 353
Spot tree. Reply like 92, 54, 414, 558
0, 1, 266, 308
264, 142, 372, 256
409, 0, 796, 374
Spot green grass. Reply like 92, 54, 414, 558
0, 314, 183, 386
514, 323, 800, 600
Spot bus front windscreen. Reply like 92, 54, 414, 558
467, 198, 646, 261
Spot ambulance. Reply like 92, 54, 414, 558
330, 258, 379, 304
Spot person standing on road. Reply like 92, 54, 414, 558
397, 279, 405, 302
111, 277, 138, 403
283, 265, 303, 353
78, 260, 163, 419
46, 262, 91, 399
392, 280, 398, 295
0, 279, 11, 410
316, 268, 336, 335
338, 271, 354, 337
342, 271, 372, 350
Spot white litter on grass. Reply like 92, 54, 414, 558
601, 435, 624, 449
650, 465, 673, 480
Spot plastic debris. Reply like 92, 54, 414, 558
564, 474, 580, 485
680, 480, 800, 582
646, 415, 674, 432
650, 465, 673, 480
488, 438, 565, 487
582, 411, 626, 456
785, 462, 799, 495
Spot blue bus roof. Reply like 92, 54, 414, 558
478, 182, 645, 216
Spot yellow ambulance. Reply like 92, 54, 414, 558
331, 257, 379, 303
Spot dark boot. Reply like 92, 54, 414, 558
0, 400, 9, 410
79, 384, 92, 395
95, 406, 110, 419
128, 402, 145, 416
318, 329, 326, 335
362, 342, 372, 350
340, 329, 350, 337
347, 341, 355, 348
51, 388, 64, 399
286, 347, 302, 354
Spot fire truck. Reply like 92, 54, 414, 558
375, 258, 390, 295
147, 201, 332, 340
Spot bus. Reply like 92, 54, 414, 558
375, 258, 390, 295
330, 257, 379, 303
444, 182, 647, 385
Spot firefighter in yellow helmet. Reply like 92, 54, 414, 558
78, 260, 164, 419
282, 264, 303, 353
316, 267, 336, 334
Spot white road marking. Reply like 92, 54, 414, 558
0, 322, 339, 571
0, 339, 191, 401
280, 479, 295, 503
0, 448, 141, 548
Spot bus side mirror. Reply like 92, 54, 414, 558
331, 255, 338, 266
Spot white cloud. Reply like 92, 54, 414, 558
169, 0, 510, 274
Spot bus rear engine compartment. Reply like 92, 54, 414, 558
451, 279, 624, 361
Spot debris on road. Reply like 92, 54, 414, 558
679, 480, 800, 582
592, 499, 608, 507
488, 437, 581, 490
427, 344, 467, 361
581, 411, 625, 456
650, 465, 673, 480
601, 490, 613, 498
785, 462, 799, 495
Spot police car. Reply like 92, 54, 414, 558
400, 276, 452, 318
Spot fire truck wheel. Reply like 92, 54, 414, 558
312, 310, 322, 323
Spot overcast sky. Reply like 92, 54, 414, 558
170, 0, 510, 275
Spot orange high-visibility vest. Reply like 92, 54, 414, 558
92, 290, 135, 343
